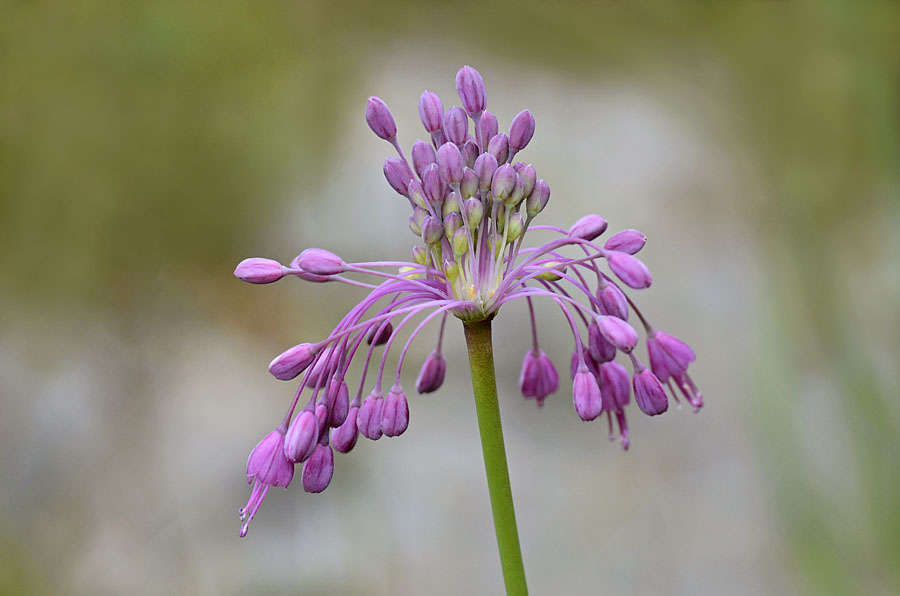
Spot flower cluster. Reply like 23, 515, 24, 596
235, 66, 702, 537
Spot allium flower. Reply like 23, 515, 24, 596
234, 66, 703, 578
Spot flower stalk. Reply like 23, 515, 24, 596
464, 318, 528, 596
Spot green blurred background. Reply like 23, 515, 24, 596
2, 1, 898, 594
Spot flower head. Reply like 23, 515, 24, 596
234, 65, 703, 535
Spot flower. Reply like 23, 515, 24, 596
234, 65, 702, 535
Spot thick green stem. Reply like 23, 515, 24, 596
463, 318, 529, 596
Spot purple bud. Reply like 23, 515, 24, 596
288, 254, 333, 283
234, 258, 284, 284
599, 361, 631, 411
381, 385, 409, 437
296, 248, 344, 276
573, 369, 602, 421
331, 405, 359, 454
437, 142, 464, 185
604, 229, 647, 254
418, 91, 444, 133
474, 153, 499, 190
596, 316, 638, 352
456, 65, 486, 116
588, 321, 616, 363
479, 110, 499, 144
421, 215, 443, 245
460, 168, 478, 199
526, 179, 550, 217
306, 349, 334, 388
411, 140, 436, 179
509, 109, 535, 152
569, 214, 608, 241
461, 141, 479, 169
301, 443, 334, 493
269, 342, 320, 381
443, 106, 468, 146
517, 164, 537, 198
607, 251, 652, 289
519, 350, 559, 406
314, 403, 329, 439
422, 163, 444, 203
365, 322, 393, 346
487, 133, 509, 164
365, 96, 397, 141
463, 197, 484, 227
415, 351, 446, 394
247, 430, 294, 487
358, 391, 384, 440
443, 212, 462, 239
326, 378, 350, 428
407, 180, 427, 210
647, 331, 695, 382
383, 157, 414, 197
596, 282, 629, 320
284, 410, 319, 463
506, 174, 526, 206
633, 367, 668, 416
491, 164, 517, 200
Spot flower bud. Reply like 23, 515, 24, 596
358, 391, 384, 440
409, 213, 422, 236
412, 245, 427, 266
607, 251, 652, 289
418, 91, 444, 133
366, 321, 393, 346
526, 179, 550, 217
452, 227, 469, 256
383, 157, 413, 197
437, 142, 464, 185
596, 315, 638, 352
573, 369, 602, 421
509, 109, 535, 152
443, 106, 468, 146
517, 164, 537, 198
596, 282, 629, 320
535, 260, 566, 281
479, 110, 499, 145
289, 255, 334, 283
296, 248, 344, 276
474, 153, 498, 191
456, 65, 486, 116
633, 367, 668, 416
491, 164, 517, 200
301, 443, 334, 493
460, 168, 478, 199
647, 331, 695, 382
569, 214, 608, 241
422, 163, 444, 204
234, 258, 284, 284
443, 212, 462, 239
506, 213, 525, 242
381, 385, 410, 437
421, 215, 443, 245
411, 140, 436, 178
604, 229, 646, 255
519, 350, 559, 406
443, 259, 459, 283
284, 410, 318, 463
588, 321, 616, 363
326, 378, 350, 427
331, 405, 359, 454
314, 403, 329, 441
407, 180, 428, 210
460, 141, 478, 169
416, 351, 446, 393
442, 192, 461, 216
487, 133, 509, 164
269, 342, 320, 381
306, 350, 334, 388
599, 361, 631, 411
365, 96, 397, 140
463, 197, 484, 227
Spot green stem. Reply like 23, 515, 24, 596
463, 318, 529, 596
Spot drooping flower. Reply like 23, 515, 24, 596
234, 65, 702, 535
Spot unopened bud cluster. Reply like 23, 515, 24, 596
235, 66, 702, 536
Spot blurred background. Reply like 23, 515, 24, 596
2, 1, 898, 594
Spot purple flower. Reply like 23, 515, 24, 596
235, 65, 703, 535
